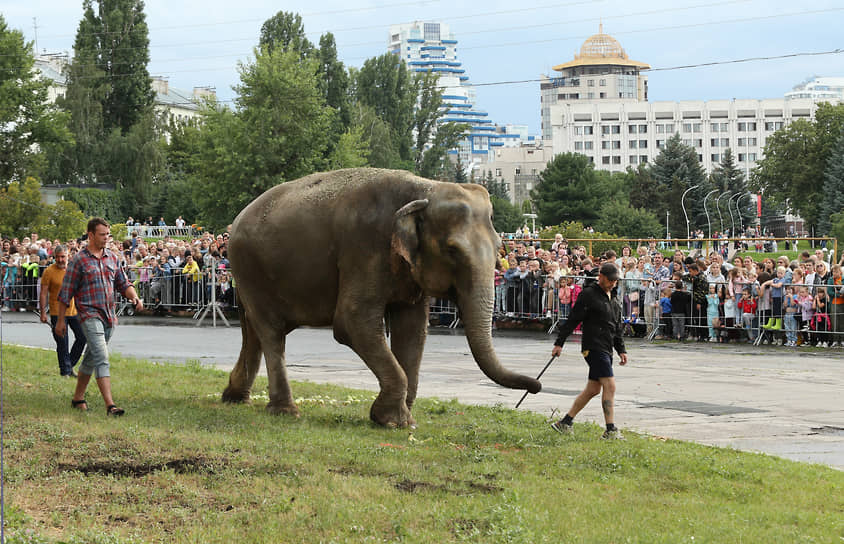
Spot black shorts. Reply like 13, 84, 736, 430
584, 350, 613, 381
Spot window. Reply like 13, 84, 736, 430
629, 155, 638, 164
719, 122, 728, 132
612, 141, 621, 149
665, 123, 674, 134
639, 124, 647, 134
515, 167, 521, 175
711, 154, 720, 162
602, 156, 610, 164
629, 140, 638, 149
693, 123, 702, 133
640, 155, 648, 163
656, 124, 664, 134
748, 152, 757, 161
765, 121, 784, 131
584, 141, 593, 150
574, 126, 583, 135
495, 168, 502, 177
738, 121, 757, 132
602, 126, 611, 135
587, 92, 595, 99
574, 141, 583, 150
695, 139, 703, 147
602, 141, 611, 149
711, 123, 720, 133
683, 123, 693, 133
588, 156, 594, 163
629, 125, 638, 134
612, 156, 622, 164
656, 139, 666, 149
588, 79, 595, 87
639, 140, 647, 148
599, 79, 606, 86
612, 125, 621, 134
710, 138, 719, 147
599, 92, 606, 99
720, 138, 729, 147
584, 126, 594, 135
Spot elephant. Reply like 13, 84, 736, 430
221, 167, 541, 427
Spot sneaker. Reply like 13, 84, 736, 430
821, 342, 829, 348
708, 337, 717, 343
601, 429, 625, 440
550, 420, 572, 434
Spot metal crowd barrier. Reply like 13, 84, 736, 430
126, 225, 195, 238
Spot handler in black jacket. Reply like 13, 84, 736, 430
550, 263, 628, 439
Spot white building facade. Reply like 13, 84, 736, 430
545, 29, 838, 174
388, 21, 519, 169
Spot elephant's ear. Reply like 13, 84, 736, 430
392, 199, 429, 267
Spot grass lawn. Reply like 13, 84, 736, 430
3, 345, 842, 543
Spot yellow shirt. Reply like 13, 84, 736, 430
182, 260, 200, 282
41, 264, 77, 316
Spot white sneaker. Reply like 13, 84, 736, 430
821, 342, 829, 348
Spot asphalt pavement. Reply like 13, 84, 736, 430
2, 311, 842, 470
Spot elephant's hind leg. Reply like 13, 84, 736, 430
222, 308, 263, 403
261, 332, 299, 417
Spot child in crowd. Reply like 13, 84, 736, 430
669, 280, 690, 341
797, 286, 814, 346
557, 275, 572, 320
706, 284, 721, 342
657, 286, 673, 339
738, 287, 758, 342
813, 288, 831, 347
762, 266, 787, 331
783, 286, 799, 347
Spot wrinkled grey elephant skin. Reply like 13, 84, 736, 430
221, 168, 541, 427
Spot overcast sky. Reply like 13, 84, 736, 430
5, 0, 843, 135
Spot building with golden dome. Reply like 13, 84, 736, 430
540, 25, 649, 140
537, 26, 832, 176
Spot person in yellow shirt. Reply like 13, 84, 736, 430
182, 252, 201, 304
40, 245, 86, 377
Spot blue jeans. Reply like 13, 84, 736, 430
784, 313, 798, 343
78, 318, 114, 378
50, 315, 86, 375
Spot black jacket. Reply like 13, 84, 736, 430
554, 282, 626, 355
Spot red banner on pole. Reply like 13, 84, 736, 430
756, 194, 762, 217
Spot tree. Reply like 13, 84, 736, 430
0, 177, 49, 237
651, 134, 708, 236
490, 195, 521, 233
0, 15, 71, 184
818, 130, 844, 234
416, 122, 469, 179
52, 0, 160, 215
709, 148, 752, 234
531, 152, 618, 227
40, 199, 88, 241
72, 0, 154, 134
348, 103, 400, 169
354, 54, 417, 163
326, 126, 370, 170
626, 163, 659, 211
316, 32, 349, 127
190, 47, 333, 231
594, 200, 662, 239
259, 12, 314, 58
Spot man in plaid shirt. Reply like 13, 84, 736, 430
56, 218, 143, 416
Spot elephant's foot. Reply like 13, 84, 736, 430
221, 386, 251, 404
370, 394, 415, 428
266, 402, 301, 418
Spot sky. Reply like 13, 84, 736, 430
4, 0, 844, 135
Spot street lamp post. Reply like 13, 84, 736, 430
737, 193, 752, 234
704, 189, 718, 240
727, 192, 738, 239
682, 184, 700, 248
716, 191, 731, 234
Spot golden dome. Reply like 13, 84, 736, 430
580, 25, 626, 59
552, 24, 650, 72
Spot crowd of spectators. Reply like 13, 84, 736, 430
1, 226, 235, 314
493, 232, 844, 348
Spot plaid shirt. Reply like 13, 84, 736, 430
58, 247, 131, 327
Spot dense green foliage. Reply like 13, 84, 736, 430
752, 102, 844, 232
0, 178, 86, 240
0, 15, 71, 184
818, 129, 844, 234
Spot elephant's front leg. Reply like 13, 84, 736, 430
335, 307, 411, 428
388, 301, 428, 423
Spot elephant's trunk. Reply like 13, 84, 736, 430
457, 281, 542, 394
